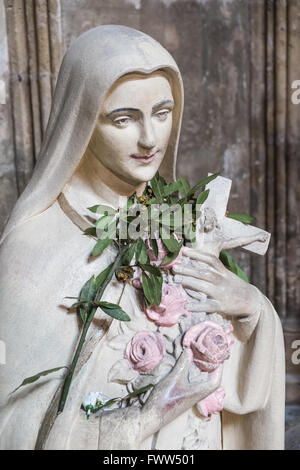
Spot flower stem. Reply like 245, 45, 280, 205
57, 250, 124, 414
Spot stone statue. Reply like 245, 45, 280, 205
0, 25, 285, 450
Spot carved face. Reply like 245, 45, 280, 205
89, 72, 174, 185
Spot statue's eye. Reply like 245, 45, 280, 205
113, 116, 131, 127
155, 109, 170, 121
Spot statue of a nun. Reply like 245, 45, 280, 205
0, 25, 285, 450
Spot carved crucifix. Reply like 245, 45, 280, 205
189, 174, 271, 258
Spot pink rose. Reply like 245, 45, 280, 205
198, 387, 226, 419
146, 237, 184, 269
125, 331, 165, 372
183, 321, 234, 372
145, 283, 190, 327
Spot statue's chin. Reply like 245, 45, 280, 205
111, 165, 161, 187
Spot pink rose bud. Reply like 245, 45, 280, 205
145, 283, 190, 327
183, 320, 234, 372
146, 237, 184, 269
125, 331, 165, 372
198, 386, 226, 419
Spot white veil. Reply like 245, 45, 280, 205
1, 25, 184, 243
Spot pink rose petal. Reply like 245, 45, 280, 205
125, 331, 165, 373
183, 320, 234, 372
199, 387, 226, 419
145, 283, 190, 327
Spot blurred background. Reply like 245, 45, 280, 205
0, 0, 299, 448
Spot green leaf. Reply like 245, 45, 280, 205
150, 172, 166, 201
161, 240, 183, 266
187, 173, 218, 198
141, 264, 161, 276
80, 276, 97, 302
12, 367, 67, 394
179, 173, 219, 205
122, 383, 154, 400
219, 250, 249, 283
95, 215, 115, 230
135, 237, 143, 261
95, 263, 114, 290
83, 227, 97, 237
170, 196, 179, 204
124, 215, 137, 224
142, 272, 154, 306
92, 237, 113, 257
160, 204, 183, 230
122, 243, 136, 266
196, 189, 210, 206
146, 197, 159, 205
163, 180, 182, 197
177, 176, 190, 196
98, 398, 119, 409
126, 193, 137, 210
235, 264, 249, 283
150, 238, 158, 258
68, 300, 90, 310
226, 213, 253, 224
141, 271, 162, 307
184, 224, 196, 243
160, 227, 181, 253
138, 241, 149, 264
88, 204, 115, 215
78, 276, 98, 322
95, 221, 116, 243
96, 301, 131, 321
87, 205, 101, 213
151, 274, 163, 306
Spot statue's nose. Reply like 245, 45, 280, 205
138, 118, 156, 150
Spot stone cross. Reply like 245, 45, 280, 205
192, 174, 271, 256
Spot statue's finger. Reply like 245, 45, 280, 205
174, 275, 212, 296
185, 300, 220, 313
182, 247, 220, 268
172, 264, 219, 283
185, 288, 206, 301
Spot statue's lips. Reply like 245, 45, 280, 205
130, 151, 158, 163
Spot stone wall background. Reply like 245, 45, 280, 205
0, 0, 299, 414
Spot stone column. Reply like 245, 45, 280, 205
3, 0, 62, 201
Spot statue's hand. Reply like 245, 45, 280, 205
172, 247, 261, 318
98, 350, 222, 449
140, 349, 223, 441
